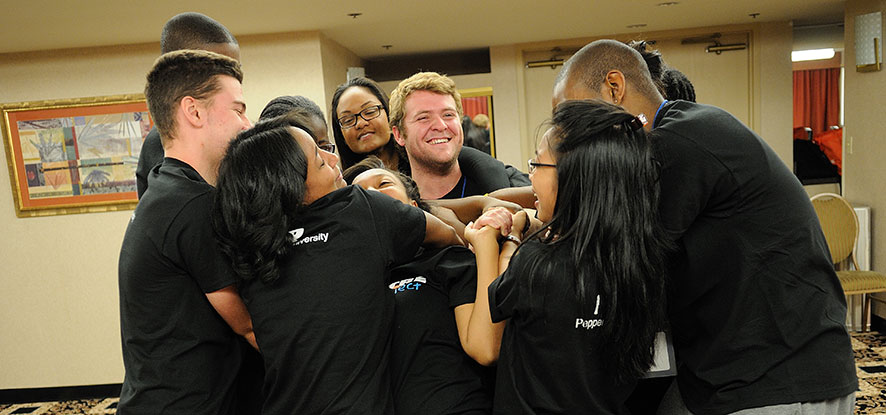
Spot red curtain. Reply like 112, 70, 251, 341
461, 96, 488, 120
793, 68, 840, 136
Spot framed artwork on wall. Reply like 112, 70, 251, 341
1, 94, 151, 217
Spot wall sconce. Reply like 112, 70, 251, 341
855, 11, 882, 72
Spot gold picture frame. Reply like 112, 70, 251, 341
1, 94, 151, 217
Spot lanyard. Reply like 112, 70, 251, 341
459, 175, 467, 198
653, 100, 669, 129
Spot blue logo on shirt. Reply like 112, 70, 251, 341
389, 276, 427, 293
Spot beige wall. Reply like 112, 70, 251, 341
754, 21, 795, 167
0, 31, 361, 390
844, 0, 886, 272
320, 34, 365, 121
0, 44, 156, 389
239, 31, 326, 122
0, 21, 798, 390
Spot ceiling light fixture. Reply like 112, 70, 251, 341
347, 13, 362, 19
627, 23, 647, 29
792, 48, 836, 62
657, 2, 679, 6
381, 45, 392, 50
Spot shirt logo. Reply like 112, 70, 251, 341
575, 295, 604, 330
389, 276, 427, 293
288, 228, 330, 246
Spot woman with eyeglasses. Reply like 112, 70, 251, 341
473, 99, 674, 414
331, 77, 410, 174
211, 117, 463, 414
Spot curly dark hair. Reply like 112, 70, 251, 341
212, 119, 311, 284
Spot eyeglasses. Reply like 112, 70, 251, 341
527, 158, 557, 174
318, 143, 336, 153
338, 105, 384, 129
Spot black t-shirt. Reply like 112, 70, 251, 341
489, 241, 635, 415
118, 158, 243, 415
440, 147, 530, 199
652, 101, 857, 414
135, 127, 163, 199
388, 246, 493, 415
241, 185, 426, 415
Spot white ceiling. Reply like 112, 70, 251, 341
0, 0, 845, 57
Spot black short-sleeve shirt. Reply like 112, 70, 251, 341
135, 127, 163, 199
489, 241, 634, 415
652, 101, 857, 413
241, 185, 426, 415
388, 246, 493, 414
117, 158, 242, 415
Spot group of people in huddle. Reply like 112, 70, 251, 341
117, 12, 858, 415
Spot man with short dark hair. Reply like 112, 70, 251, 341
553, 39, 856, 414
389, 72, 529, 199
136, 12, 240, 198
118, 49, 254, 415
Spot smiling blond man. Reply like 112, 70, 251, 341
390, 72, 529, 200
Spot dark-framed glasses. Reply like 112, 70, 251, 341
319, 143, 336, 153
527, 158, 557, 174
338, 105, 384, 129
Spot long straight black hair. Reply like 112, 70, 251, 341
522, 99, 673, 382
212, 119, 310, 284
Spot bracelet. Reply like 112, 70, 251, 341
503, 234, 522, 245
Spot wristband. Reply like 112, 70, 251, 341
503, 234, 522, 245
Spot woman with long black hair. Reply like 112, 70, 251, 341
472, 99, 673, 414
211, 119, 462, 414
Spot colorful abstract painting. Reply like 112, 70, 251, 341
2, 95, 150, 216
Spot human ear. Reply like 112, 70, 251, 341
604, 71, 626, 105
392, 126, 407, 146
180, 96, 204, 128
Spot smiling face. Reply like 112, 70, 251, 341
352, 168, 418, 207
335, 86, 392, 156
531, 129, 559, 223
392, 90, 463, 173
293, 127, 345, 205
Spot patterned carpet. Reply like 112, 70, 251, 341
854, 331, 886, 413
3, 331, 886, 414
0, 398, 116, 415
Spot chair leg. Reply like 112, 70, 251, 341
863, 294, 871, 332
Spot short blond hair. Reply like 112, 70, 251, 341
389, 72, 462, 131
472, 113, 489, 129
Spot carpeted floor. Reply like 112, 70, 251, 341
4, 331, 886, 414
854, 331, 886, 413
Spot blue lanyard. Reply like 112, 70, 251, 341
653, 100, 669, 128
459, 175, 467, 198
